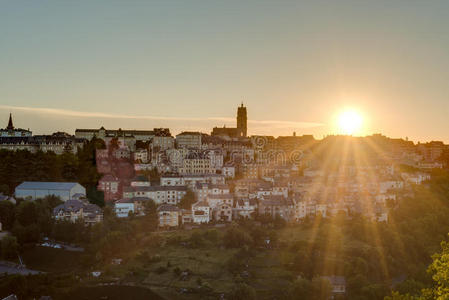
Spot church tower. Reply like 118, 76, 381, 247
7, 113, 14, 130
236, 103, 247, 137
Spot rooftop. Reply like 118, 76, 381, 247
193, 201, 209, 207
116, 198, 135, 204
132, 175, 149, 182
125, 185, 188, 192
208, 194, 233, 200
176, 131, 202, 136
157, 204, 180, 212
16, 181, 83, 191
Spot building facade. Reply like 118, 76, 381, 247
176, 132, 202, 149
158, 204, 180, 227
53, 199, 103, 225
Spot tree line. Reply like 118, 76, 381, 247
0, 137, 106, 206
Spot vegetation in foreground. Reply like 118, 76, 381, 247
1, 158, 449, 298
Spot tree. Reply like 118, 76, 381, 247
149, 167, 160, 185
0, 200, 15, 230
385, 291, 421, 300
87, 186, 105, 207
268, 230, 279, 247
96, 230, 128, 262
347, 274, 370, 298
396, 279, 426, 297
189, 231, 205, 248
60, 152, 78, 180
108, 137, 120, 155
223, 227, 253, 248
16, 201, 38, 227
76, 137, 104, 193
310, 277, 332, 300
273, 215, 287, 229
286, 276, 331, 300
0, 183, 9, 195
291, 250, 314, 278
250, 227, 266, 247
386, 238, 449, 300
40, 195, 63, 209
230, 283, 256, 300
0, 142, 104, 194
203, 229, 219, 244
12, 223, 40, 245
0, 235, 18, 259
142, 199, 158, 230
286, 277, 313, 300
425, 239, 449, 299
52, 220, 85, 243
144, 199, 157, 215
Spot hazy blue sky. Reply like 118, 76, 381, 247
1, 1, 449, 142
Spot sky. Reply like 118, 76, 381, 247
1, 0, 449, 142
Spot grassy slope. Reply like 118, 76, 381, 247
99, 227, 315, 299
18, 225, 375, 299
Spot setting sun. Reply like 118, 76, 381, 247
337, 109, 363, 135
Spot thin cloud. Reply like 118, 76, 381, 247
0, 104, 204, 121
0, 105, 324, 129
198, 117, 324, 128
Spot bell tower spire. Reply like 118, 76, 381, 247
7, 113, 14, 130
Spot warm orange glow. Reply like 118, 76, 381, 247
337, 109, 363, 135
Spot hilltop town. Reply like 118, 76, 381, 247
1, 105, 449, 299
1, 104, 446, 227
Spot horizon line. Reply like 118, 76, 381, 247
0, 104, 446, 144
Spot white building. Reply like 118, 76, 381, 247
151, 136, 175, 151
253, 186, 288, 199
133, 149, 149, 163
53, 199, 103, 225
222, 164, 236, 178
418, 162, 443, 169
401, 172, 431, 185
213, 203, 233, 222
75, 126, 158, 142
375, 193, 396, 205
192, 201, 211, 223
160, 174, 226, 188
205, 149, 224, 169
207, 194, 234, 210
123, 185, 187, 205
195, 183, 231, 202
157, 204, 180, 227
379, 179, 404, 193
176, 132, 202, 149
293, 200, 307, 221
303, 168, 324, 178
322, 276, 346, 296
160, 175, 185, 186
15, 181, 86, 201
130, 175, 151, 187
134, 163, 153, 172
316, 204, 328, 218
179, 157, 215, 175
114, 199, 135, 218
234, 198, 257, 219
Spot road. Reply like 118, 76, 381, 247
0, 261, 41, 275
